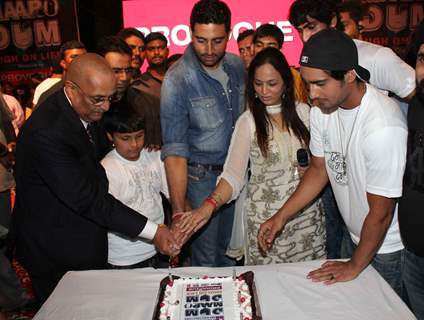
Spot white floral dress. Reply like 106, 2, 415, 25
219, 103, 326, 265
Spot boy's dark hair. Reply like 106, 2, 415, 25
190, 0, 231, 33
145, 32, 168, 46
117, 27, 145, 42
338, 0, 367, 24
59, 40, 85, 60
289, 0, 343, 31
237, 29, 254, 43
103, 99, 145, 134
96, 36, 132, 57
253, 24, 284, 48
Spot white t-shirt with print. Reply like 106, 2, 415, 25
101, 149, 169, 266
309, 84, 407, 254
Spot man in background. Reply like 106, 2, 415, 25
236, 29, 254, 69
338, 0, 367, 40
398, 21, 424, 320
143, 32, 169, 87
97, 36, 133, 101
35, 41, 87, 109
117, 28, 146, 79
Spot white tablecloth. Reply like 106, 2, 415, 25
33, 260, 415, 320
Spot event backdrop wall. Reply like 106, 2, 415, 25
122, 0, 302, 67
123, 0, 423, 68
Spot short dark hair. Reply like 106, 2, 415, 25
289, 0, 341, 29
254, 24, 284, 48
145, 32, 168, 46
338, 0, 367, 24
117, 27, 145, 42
237, 29, 254, 43
190, 0, 231, 33
103, 100, 145, 134
59, 40, 85, 60
96, 36, 132, 57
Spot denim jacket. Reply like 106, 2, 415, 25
160, 44, 245, 165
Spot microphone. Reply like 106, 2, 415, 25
296, 148, 309, 167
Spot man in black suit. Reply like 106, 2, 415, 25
12, 53, 180, 308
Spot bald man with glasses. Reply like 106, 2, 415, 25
11, 53, 180, 309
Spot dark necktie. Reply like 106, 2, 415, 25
86, 123, 96, 145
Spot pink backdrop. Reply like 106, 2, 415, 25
122, 0, 302, 67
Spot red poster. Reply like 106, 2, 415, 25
0, 0, 80, 86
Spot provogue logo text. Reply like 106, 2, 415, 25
136, 20, 295, 47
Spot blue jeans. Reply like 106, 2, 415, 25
321, 185, 345, 259
342, 235, 404, 297
186, 165, 236, 267
403, 249, 424, 320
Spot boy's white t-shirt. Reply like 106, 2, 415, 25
309, 84, 407, 254
101, 149, 169, 266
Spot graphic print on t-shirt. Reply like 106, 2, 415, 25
325, 151, 347, 186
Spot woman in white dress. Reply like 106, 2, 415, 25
182, 47, 326, 264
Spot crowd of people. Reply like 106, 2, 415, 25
0, 0, 423, 319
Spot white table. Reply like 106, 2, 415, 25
33, 260, 415, 320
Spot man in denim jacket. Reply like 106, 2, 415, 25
160, 0, 245, 267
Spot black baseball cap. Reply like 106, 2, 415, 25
299, 28, 370, 82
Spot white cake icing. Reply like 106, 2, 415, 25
159, 276, 252, 320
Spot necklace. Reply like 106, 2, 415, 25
266, 103, 282, 114
337, 107, 360, 180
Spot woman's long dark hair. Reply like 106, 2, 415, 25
247, 47, 310, 158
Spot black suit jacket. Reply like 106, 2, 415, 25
13, 89, 148, 275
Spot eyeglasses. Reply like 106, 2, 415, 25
69, 81, 116, 106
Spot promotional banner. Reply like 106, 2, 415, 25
122, 0, 302, 67
123, 0, 423, 67
0, 0, 80, 85
361, 0, 423, 58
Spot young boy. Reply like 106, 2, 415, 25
101, 100, 169, 269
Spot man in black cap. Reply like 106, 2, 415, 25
258, 29, 407, 296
